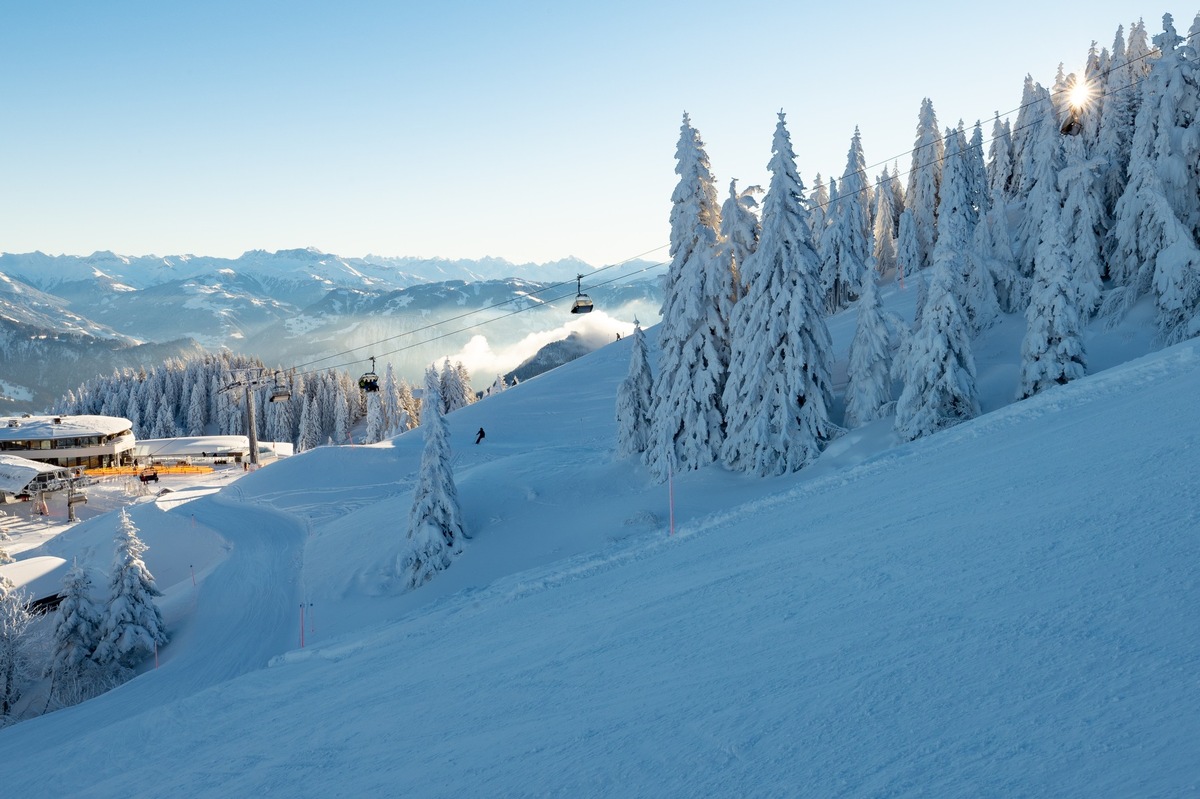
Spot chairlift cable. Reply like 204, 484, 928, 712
286, 244, 668, 373
291, 257, 669, 380
271, 28, 1197, 383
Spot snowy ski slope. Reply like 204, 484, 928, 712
1, 285, 1197, 797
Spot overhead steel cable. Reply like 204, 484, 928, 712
284, 244, 668, 374
277, 27, 1194, 382
287, 254, 670, 381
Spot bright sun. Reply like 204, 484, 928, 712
1068, 77, 1093, 109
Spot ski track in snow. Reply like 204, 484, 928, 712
6, 492, 307, 769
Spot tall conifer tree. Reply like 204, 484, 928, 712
1110, 14, 1200, 341
722, 112, 837, 475
894, 261, 981, 442
844, 271, 894, 428
906, 98, 944, 272
822, 128, 874, 311
719, 179, 762, 301
93, 510, 168, 674
645, 113, 729, 481
47, 562, 104, 706
1018, 200, 1088, 398
872, 170, 898, 275
400, 368, 465, 590
0, 577, 33, 723
615, 324, 654, 458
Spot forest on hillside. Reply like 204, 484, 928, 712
621, 15, 1200, 479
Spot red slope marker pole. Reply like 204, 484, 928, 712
300, 604, 306, 648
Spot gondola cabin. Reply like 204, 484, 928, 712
359, 357, 380, 393
570, 274, 594, 314
1060, 111, 1083, 136
269, 372, 291, 403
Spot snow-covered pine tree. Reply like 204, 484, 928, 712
1051, 63, 1072, 133
888, 164, 905, 224
822, 175, 839, 270
719, 179, 762, 301
487, 374, 508, 396
267, 381, 294, 447
1058, 137, 1105, 317
872, 170, 898, 276
966, 121, 990, 216
722, 111, 838, 476
399, 368, 465, 590
1126, 18, 1157, 94
316, 373, 338, 436
296, 395, 319, 453
1109, 14, 1200, 341
440, 359, 468, 414
808, 173, 829, 238
822, 128, 874, 312
218, 380, 239, 436
895, 208, 920, 287
1014, 86, 1062, 276
1018, 196, 1088, 399
398, 380, 420, 429
382, 364, 402, 433
0, 577, 33, 724
615, 323, 653, 457
184, 383, 205, 435
364, 391, 386, 444
209, 374, 225, 434
1010, 75, 1041, 197
333, 379, 351, 444
1094, 25, 1134, 225
987, 112, 1015, 196
893, 260, 981, 442
92, 509, 168, 674
455, 362, 475, 406
644, 113, 729, 482
1079, 44, 1105, 147
47, 561, 104, 706
844, 270, 894, 428
972, 187, 1029, 313
905, 98, 945, 272
934, 123, 999, 333
155, 395, 178, 439
143, 391, 160, 439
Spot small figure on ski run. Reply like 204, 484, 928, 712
475, 427, 486, 444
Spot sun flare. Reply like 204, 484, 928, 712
1068, 76, 1093, 109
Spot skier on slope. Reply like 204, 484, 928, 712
475, 427, 485, 444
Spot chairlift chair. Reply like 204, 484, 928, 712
269, 371, 292, 403
570, 274, 594, 314
359, 356, 380, 393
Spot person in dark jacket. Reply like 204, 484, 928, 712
475, 427, 486, 444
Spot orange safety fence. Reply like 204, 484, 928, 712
87, 465, 215, 478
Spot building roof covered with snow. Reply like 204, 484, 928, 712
0, 555, 68, 605
134, 436, 251, 459
0, 414, 133, 442
0, 414, 136, 469
0, 453, 69, 495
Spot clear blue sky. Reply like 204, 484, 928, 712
0, 2, 1187, 266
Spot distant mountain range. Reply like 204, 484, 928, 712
0, 249, 664, 411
